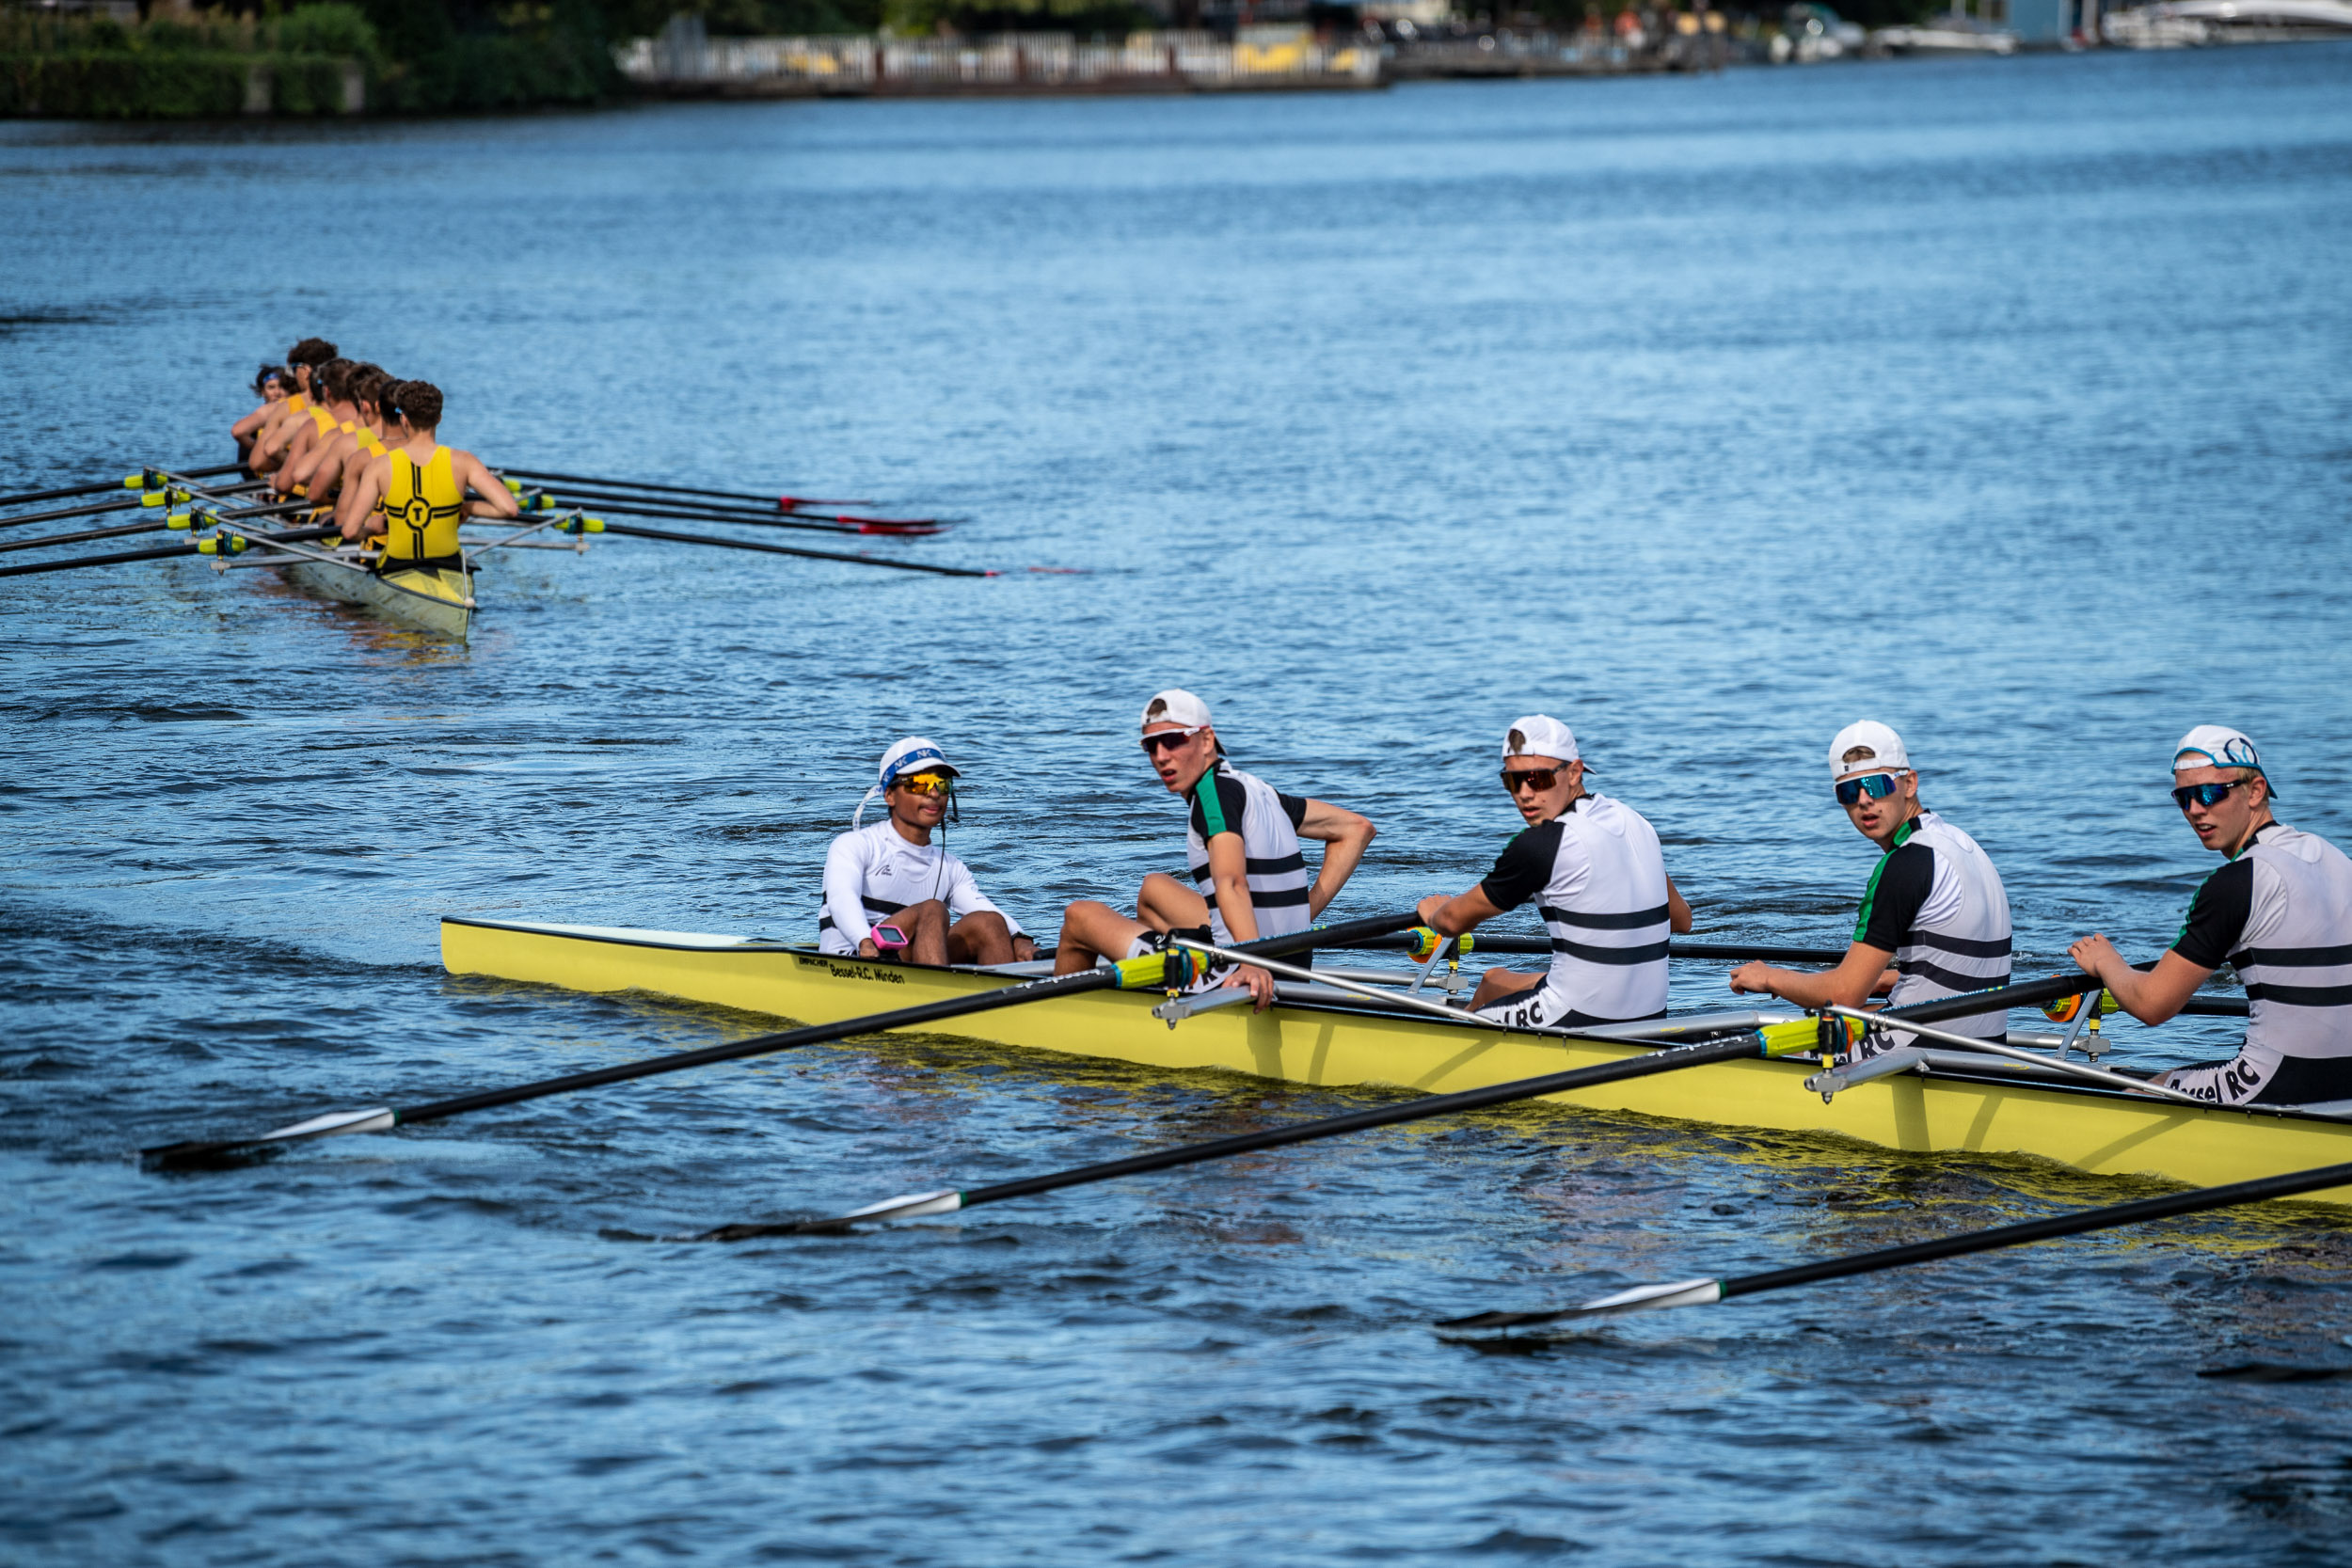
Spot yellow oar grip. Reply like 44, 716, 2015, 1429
1406, 927, 1474, 963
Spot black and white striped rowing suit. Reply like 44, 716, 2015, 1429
1853, 811, 2012, 1052
1186, 763, 1314, 947
817, 819, 1025, 956
2158, 823, 2352, 1107
1470, 792, 1672, 1028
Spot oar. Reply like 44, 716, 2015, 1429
500, 468, 873, 510
0, 515, 211, 554
0, 523, 340, 578
580, 518, 995, 578
1435, 1156, 2352, 1332
517, 489, 946, 537
138, 912, 1425, 1171
0, 464, 243, 511
692, 970, 2109, 1240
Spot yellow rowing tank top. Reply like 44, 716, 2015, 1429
382, 446, 464, 562
285, 392, 310, 415
310, 405, 335, 435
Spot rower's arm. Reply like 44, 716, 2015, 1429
1666, 875, 1692, 935
2068, 936, 2212, 1026
337, 458, 388, 540
455, 451, 521, 519
1417, 885, 1503, 939
231, 402, 271, 445
1295, 798, 1374, 918
1727, 942, 1891, 1010
1204, 832, 1260, 945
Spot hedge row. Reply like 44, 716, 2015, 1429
0, 52, 357, 119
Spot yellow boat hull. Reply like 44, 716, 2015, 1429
439, 916, 2352, 1205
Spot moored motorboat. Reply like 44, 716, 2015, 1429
440, 915, 2352, 1206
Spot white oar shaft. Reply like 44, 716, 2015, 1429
1825, 1005, 2205, 1106
1172, 939, 1484, 1026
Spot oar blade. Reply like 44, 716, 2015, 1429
140, 1106, 397, 1171
1436, 1277, 1724, 1331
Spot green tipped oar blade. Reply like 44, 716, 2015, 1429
1436, 1156, 2352, 1333
594, 518, 994, 578
141, 912, 1422, 1171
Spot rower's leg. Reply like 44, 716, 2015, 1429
1467, 967, 1543, 1011
1136, 872, 1210, 933
897, 899, 950, 966
946, 910, 1015, 966
1054, 900, 1148, 976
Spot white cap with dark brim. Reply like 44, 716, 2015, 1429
1141, 689, 1213, 731
1829, 720, 1910, 781
1503, 715, 1585, 768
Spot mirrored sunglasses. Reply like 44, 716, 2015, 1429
893, 771, 953, 797
1140, 725, 1204, 755
1500, 766, 1562, 794
2171, 780, 2243, 812
1834, 772, 1902, 807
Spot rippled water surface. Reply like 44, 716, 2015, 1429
8, 43, 2352, 1563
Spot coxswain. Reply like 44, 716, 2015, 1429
334, 379, 519, 574
1727, 721, 2011, 1050
243, 338, 338, 474
818, 737, 1035, 965
2069, 727, 2352, 1107
1051, 689, 1376, 1008
1415, 716, 1692, 1025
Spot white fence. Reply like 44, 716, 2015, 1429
617, 28, 1383, 91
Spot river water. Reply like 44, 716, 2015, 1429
7, 41, 2352, 1563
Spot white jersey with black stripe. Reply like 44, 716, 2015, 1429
817, 819, 1025, 955
1184, 763, 1313, 945
1852, 812, 2012, 1044
2162, 823, 2352, 1106
1473, 792, 1672, 1025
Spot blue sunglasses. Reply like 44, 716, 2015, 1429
1834, 772, 1903, 807
2171, 780, 2245, 812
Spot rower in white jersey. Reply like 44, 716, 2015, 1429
1729, 721, 2011, 1051
2070, 726, 2352, 1107
1052, 689, 1376, 1010
1415, 716, 1692, 1026
818, 736, 1034, 966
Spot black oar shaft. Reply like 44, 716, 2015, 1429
0, 495, 146, 531
598, 520, 991, 578
0, 462, 241, 510
0, 517, 173, 553
0, 523, 342, 578
960, 1035, 1762, 1212
1722, 1159, 2352, 1302
501, 468, 867, 508
399, 969, 1119, 1125
142, 911, 1422, 1167
533, 495, 930, 535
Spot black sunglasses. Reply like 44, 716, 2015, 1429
1500, 766, 1563, 794
2172, 780, 2246, 812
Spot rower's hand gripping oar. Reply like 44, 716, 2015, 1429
698, 971, 2116, 1240
137, 913, 1424, 1171
1435, 1155, 2352, 1334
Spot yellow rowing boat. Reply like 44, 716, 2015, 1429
439, 916, 2352, 1205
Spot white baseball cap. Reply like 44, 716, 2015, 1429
1140, 689, 1213, 731
877, 736, 959, 790
1502, 715, 1584, 768
2174, 724, 2276, 798
1829, 720, 1911, 781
